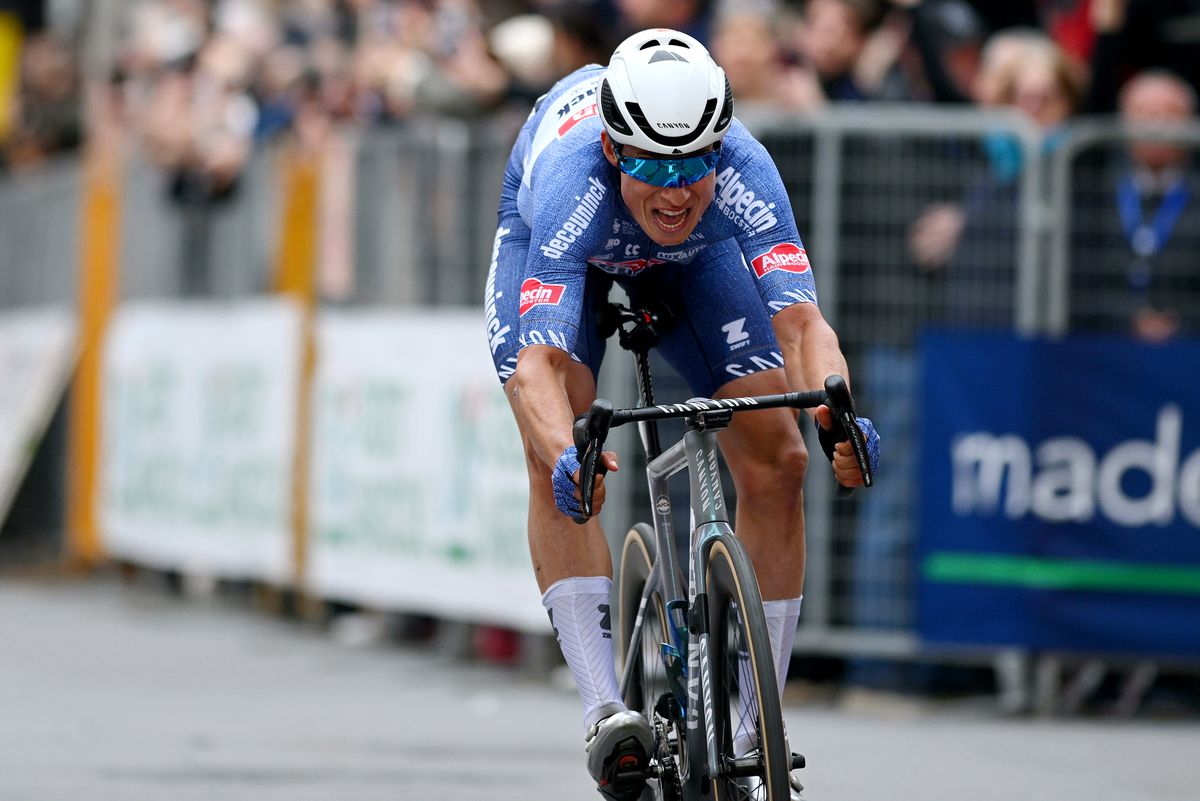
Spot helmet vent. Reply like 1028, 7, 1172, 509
649, 50, 689, 64
714, 75, 734, 132
668, 39, 691, 48
638, 39, 661, 50
600, 79, 633, 137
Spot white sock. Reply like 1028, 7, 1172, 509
734, 596, 803, 757
542, 576, 626, 732
764, 596, 803, 699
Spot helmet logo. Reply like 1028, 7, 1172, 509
648, 50, 689, 64
655, 122, 691, 129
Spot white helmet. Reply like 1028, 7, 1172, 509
600, 29, 734, 156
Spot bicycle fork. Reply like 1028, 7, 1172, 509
686, 523, 727, 789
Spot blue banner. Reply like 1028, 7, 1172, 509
917, 332, 1200, 657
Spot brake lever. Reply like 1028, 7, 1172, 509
572, 399, 614, 522
822, 375, 874, 495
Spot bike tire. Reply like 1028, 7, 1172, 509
616, 523, 678, 801
705, 533, 790, 801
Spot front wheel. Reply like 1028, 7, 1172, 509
706, 533, 789, 801
616, 523, 680, 801
616, 523, 669, 716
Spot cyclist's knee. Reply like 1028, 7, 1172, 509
767, 435, 809, 489
732, 430, 808, 496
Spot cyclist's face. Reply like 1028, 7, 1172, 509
601, 133, 717, 247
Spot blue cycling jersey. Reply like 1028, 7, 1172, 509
485, 65, 819, 395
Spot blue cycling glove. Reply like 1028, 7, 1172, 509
817, 415, 880, 476
553, 445, 588, 523
857, 417, 881, 475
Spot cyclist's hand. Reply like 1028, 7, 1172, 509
815, 405, 879, 487
552, 445, 619, 522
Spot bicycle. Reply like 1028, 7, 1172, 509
572, 301, 873, 801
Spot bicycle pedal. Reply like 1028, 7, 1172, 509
791, 752, 806, 770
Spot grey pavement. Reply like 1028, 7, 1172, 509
1, 577, 1198, 801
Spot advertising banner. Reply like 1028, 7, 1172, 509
918, 332, 1200, 657
0, 307, 76, 527
306, 310, 539, 630
100, 300, 302, 581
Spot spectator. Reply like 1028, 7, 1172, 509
870, 0, 985, 104
546, 3, 615, 78
2, 32, 82, 173
710, 6, 800, 115
793, 0, 887, 103
1086, 0, 1200, 113
1071, 70, 1200, 339
909, 32, 1083, 278
138, 26, 259, 294
616, 0, 713, 43
972, 26, 1046, 105
139, 34, 258, 204
488, 13, 556, 100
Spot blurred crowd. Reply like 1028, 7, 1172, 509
2, 0, 1199, 173
1, 0, 1198, 335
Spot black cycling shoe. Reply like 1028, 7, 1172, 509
585, 710, 654, 800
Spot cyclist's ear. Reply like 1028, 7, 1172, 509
600, 131, 619, 167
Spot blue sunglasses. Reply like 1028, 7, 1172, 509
613, 143, 722, 188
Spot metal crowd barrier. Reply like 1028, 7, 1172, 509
3, 108, 1199, 710
0, 157, 81, 310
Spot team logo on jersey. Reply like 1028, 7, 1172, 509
589, 257, 666, 276
655, 245, 705, 263
540, 177, 607, 260
553, 83, 598, 119
715, 167, 778, 234
751, 243, 810, 278
722, 318, 750, 350
519, 278, 566, 315
558, 103, 597, 138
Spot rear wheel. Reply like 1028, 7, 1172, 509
616, 524, 680, 801
706, 533, 789, 801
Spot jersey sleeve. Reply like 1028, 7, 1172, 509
713, 126, 819, 316
518, 154, 614, 357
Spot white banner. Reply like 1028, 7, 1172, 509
307, 310, 542, 630
100, 300, 302, 582
0, 307, 77, 527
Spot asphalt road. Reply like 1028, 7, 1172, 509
1, 577, 1197, 801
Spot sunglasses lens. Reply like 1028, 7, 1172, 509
617, 150, 720, 187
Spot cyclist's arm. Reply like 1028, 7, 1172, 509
507, 344, 618, 514
507, 344, 579, 468
772, 302, 870, 487
771, 301, 850, 421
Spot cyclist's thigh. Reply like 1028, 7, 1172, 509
712, 370, 807, 476
625, 239, 784, 399
485, 215, 611, 387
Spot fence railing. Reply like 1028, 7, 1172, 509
3, 108, 1199, 703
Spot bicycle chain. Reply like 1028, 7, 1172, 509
653, 713, 683, 801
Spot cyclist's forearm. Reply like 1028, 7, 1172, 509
508, 345, 578, 468
774, 305, 851, 417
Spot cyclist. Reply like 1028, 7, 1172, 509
483, 28, 879, 800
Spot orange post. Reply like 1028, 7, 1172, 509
66, 85, 122, 567
273, 144, 320, 591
